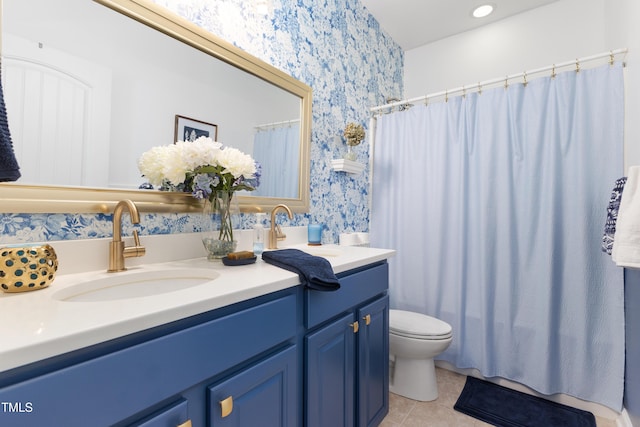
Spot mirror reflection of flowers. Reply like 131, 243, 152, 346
137, 137, 261, 243
344, 122, 365, 146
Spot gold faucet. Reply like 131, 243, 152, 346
108, 199, 146, 272
268, 204, 293, 249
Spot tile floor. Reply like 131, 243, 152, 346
380, 368, 618, 427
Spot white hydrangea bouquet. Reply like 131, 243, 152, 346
138, 137, 260, 258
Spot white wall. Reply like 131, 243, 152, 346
405, 0, 606, 96
403, 0, 640, 168
605, 0, 640, 169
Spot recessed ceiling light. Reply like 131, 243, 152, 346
472, 4, 495, 18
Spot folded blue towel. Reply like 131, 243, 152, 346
261, 249, 340, 291
0, 68, 20, 182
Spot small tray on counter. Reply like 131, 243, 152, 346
222, 255, 257, 266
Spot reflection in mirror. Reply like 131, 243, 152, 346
0, 0, 311, 213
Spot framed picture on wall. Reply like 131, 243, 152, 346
174, 115, 218, 142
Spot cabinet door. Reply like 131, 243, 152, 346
208, 345, 297, 427
357, 296, 389, 427
306, 313, 356, 427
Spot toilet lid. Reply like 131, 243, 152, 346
389, 309, 452, 339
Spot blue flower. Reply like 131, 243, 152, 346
192, 188, 207, 200
193, 173, 216, 197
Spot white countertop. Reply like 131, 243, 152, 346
0, 230, 394, 373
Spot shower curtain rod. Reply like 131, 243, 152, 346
254, 118, 300, 130
370, 48, 628, 113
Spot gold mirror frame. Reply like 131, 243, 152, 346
0, 0, 312, 214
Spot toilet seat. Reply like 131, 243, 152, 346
390, 309, 452, 340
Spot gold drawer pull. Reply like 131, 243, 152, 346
220, 396, 233, 418
363, 314, 371, 326
177, 420, 192, 427
350, 321, 359, 333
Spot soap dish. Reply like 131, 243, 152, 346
0, 244, 58, 293
222, 255, 257, 266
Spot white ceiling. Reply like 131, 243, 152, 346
360, 0, 561, 51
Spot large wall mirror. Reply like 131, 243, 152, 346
0, 0, 311, 213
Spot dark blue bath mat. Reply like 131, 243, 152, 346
454, 376, 596, 427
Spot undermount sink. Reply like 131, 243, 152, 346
53, 268, 220, 302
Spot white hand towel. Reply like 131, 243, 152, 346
612, 166, 640, 267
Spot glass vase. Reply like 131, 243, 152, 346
201, 191, 238, 260
344, 143, 357, 161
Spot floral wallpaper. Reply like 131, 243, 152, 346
0, 0, 403, 245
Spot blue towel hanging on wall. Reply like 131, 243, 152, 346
0, 62, 20, 182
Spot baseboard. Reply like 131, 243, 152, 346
435, 361, 623, 424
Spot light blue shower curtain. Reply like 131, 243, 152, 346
371, 63, 625, 410
252, 124, 300, 198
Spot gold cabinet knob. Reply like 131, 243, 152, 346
220, 396, 234, 418
350, 320, 359, 333
177, 420, 192, 427
363, 314, 371, 326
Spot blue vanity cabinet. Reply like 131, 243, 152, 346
305, 262, 390, 427
0, 289, 299, 427
0, 259, 390, 427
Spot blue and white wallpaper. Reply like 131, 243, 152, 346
0, 0, 403, 245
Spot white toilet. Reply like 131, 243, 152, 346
389, 309, 453, 401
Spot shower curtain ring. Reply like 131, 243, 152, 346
523, 72, 528, 87
610, 51, 615, 66
551, 64, 556, 79
478, 82, 482, 95
575, 59, 580, 73
445, 90, 448, 102
504, 76, 508, 90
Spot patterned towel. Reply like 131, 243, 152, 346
603, 177, 627, 255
